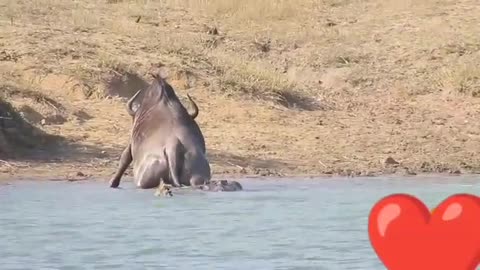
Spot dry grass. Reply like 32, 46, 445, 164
2, 0, 480, 178
215, 56, 295, 101
433, 56, 480, 97
0, 85, 65, 157
167, 0, 309, 20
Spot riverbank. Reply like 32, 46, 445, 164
1, 0, 480, 181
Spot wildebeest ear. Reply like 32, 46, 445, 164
126, 89, 143, 116
131, 102, 140, 113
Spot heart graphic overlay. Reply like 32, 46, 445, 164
368, 193, 480, 270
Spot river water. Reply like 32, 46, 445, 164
0, 176, 478, 270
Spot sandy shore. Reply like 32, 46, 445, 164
1, 0, 480, 180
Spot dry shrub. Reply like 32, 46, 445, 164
215, 57, 295, 102
434, 56, 480, 97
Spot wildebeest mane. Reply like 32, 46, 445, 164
150, 73, 181, 102
132, 73, 193, 124
149, 73, 191, 118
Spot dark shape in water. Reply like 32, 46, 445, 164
200, 180, 243, 192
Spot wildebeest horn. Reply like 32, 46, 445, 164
126, 90, 142, 116
186, 94, 198, 119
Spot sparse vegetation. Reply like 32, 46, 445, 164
433, 57, 480, 97
216, 57, 296, 102
0, 85, 64, 157
1, 0, 480, 178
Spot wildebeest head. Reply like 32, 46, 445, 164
125, 74, 199, 119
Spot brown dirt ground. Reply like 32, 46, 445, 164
1, 0, 480, 181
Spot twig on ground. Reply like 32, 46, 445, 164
226, 161, 245, 170
44, 100, 60, 111
318, 160, 327, 168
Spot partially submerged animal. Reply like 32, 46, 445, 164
109, 74, 211, 191
200, 180, 243, 192
154, 181, 173, 197
154, 180, 243, 197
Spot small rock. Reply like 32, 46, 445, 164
207, 27, 218, 35
384, 157, 400, 166
402, 167, 417, 176
420, 161, 431, 172
253, 39, 271, 53
326, 21, 337, 27
449, 169, 461, 175
66, 171, 88, 181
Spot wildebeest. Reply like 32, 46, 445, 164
109, 74, 211, 190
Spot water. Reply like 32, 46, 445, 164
0, 176, 479, 270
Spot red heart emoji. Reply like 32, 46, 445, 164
368, 193, 480, 270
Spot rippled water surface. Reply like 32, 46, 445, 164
1, 176, 479, 270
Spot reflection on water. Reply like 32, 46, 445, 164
0, 176, 478, 270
